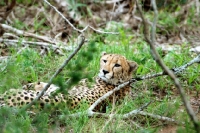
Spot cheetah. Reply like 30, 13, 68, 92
0, 52, 138, 111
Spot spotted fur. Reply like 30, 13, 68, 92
0, 53, 138, 111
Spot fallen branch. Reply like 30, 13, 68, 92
137, 111, 176, 123
20, 36, 85, 111
63, 101, 180, 124
0, 24, 54, 43
0, 38, 73, 51
136, 0, 200, 131
67, 101, 151, 118
43, 0, 119, 35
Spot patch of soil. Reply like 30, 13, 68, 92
158, 125, 177, 133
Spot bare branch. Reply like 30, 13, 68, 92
136, 0, 200, 131
88, 81, 130, 111
43, 0, 82, 33
0, 24, 54, 43
43, 0, 119, 35
68, 102, 149, 118
64, 102, 180, 124
122, 101, 152, 119
0, 38, 73, 51
131, 53, 200, 82
20, 36, 85, 111
88, 25, 119, 34
137, 111, 177, 123
173, 54, 200, 74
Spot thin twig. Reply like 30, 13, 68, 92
136, 0, 200, 131
21, 36, 85, 111
43, 0, 82, 33
122, 101, 152, 119
43, 0, 119, 35
88, 25, 119, 34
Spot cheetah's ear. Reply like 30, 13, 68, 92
101, 51, 107, 56
128, 61, 138, 73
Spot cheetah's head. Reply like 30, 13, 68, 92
98, 52, 138, 85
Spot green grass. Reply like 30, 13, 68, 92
1, 32, 199, 132
1, 8, 200, 132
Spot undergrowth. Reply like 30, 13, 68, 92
0, 2, 200, 132
0, 30, 199, 132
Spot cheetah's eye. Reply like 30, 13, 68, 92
103, 60, 107, 63
114, 63, 121, 67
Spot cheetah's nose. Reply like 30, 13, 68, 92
103, 70, 109, 75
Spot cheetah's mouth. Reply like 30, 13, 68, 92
98, 74, 117, 85
98, 75, 108, 81
98, 71, 115, 84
